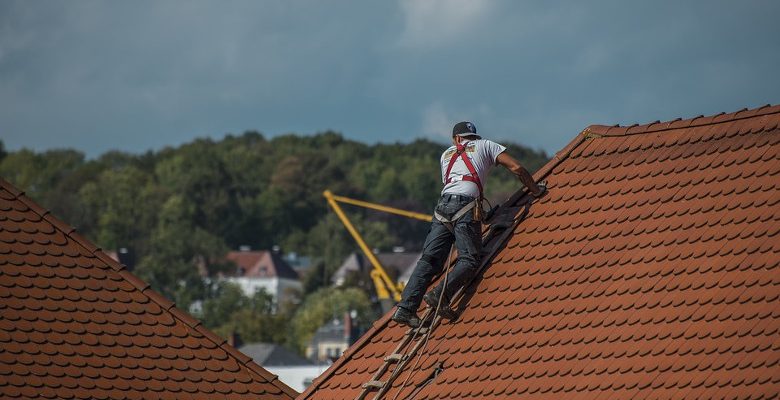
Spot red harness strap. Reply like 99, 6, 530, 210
444, 141, 483, 198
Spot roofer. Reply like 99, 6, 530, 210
392, 121, 546, 328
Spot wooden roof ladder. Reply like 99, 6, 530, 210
355, 199, 529, 400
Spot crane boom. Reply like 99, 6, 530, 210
323, 190, 431, 303
327, 193, 432, 222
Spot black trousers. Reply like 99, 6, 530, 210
398, 194, 482, 312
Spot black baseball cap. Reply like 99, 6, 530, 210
452, 121, 480, 138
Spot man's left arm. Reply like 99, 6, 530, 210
496, 152, 544, 197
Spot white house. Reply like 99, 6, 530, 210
223, 249, 302, 307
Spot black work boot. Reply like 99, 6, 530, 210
423, 288, 458, 320
391, 306, 421, 328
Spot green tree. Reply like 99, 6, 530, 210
78, 166, 162, 256
0, 148, 107, 237
155, 139, 241, 243
134, 195, 229, 308
201, 282, 252, 328
198, 281, 298, 346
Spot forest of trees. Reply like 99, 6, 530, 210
0, 132, 548, 353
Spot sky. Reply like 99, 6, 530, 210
1, 0, 779, 158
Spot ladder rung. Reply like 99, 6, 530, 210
384, 353, 404, 363
362, 380, 384, 390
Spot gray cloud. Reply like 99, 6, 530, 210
1, 0, 778, 157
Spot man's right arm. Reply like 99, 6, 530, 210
496, 152, 543, 197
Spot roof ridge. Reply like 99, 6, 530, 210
268, 250, 299, 279
585, 103, 780, 137
0, 177, 299, 398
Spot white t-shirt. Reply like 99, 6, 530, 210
440, 139, 507, 197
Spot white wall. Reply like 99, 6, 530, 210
224, 277, 302, 306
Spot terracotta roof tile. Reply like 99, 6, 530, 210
0, 178, 297, 399
299, 105, 780, 399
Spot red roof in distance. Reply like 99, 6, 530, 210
226, 250, 299, 280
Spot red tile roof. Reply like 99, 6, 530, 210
0, 179, 297, 399
299, 104, 780, 399
226, 250, 299, 280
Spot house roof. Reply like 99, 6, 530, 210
0, 178, 298, 399
299, 104, 780, 399
239, 343, 313, 367
226, 250, 299, 280
332, 252, 420, 285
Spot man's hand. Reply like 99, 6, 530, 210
531, 180, 547, 198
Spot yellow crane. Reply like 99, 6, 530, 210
323, 190, 431, 303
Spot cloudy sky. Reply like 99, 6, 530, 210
1, 0, 778, 157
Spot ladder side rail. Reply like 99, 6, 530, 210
354, 307, 436, 400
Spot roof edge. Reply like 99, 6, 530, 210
585, 103, 780, 137
531, 128, 590, 185
0, 177, 300, 399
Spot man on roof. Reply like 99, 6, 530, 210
392, 121, 546, 328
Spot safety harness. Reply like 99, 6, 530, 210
443, 140, 483, 196
434, 139, 484, 231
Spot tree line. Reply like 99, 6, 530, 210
0, 132, 548, 353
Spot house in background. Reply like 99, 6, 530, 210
332, 250, 420, 290
305, 312, 361, 363
222, 248, 302, 307
241, 343, 313, 367
282, 250, 313, 278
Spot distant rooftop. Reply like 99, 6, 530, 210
226, 249, 299, 280
239, 343, 313, 367
332, 251, 420, 286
